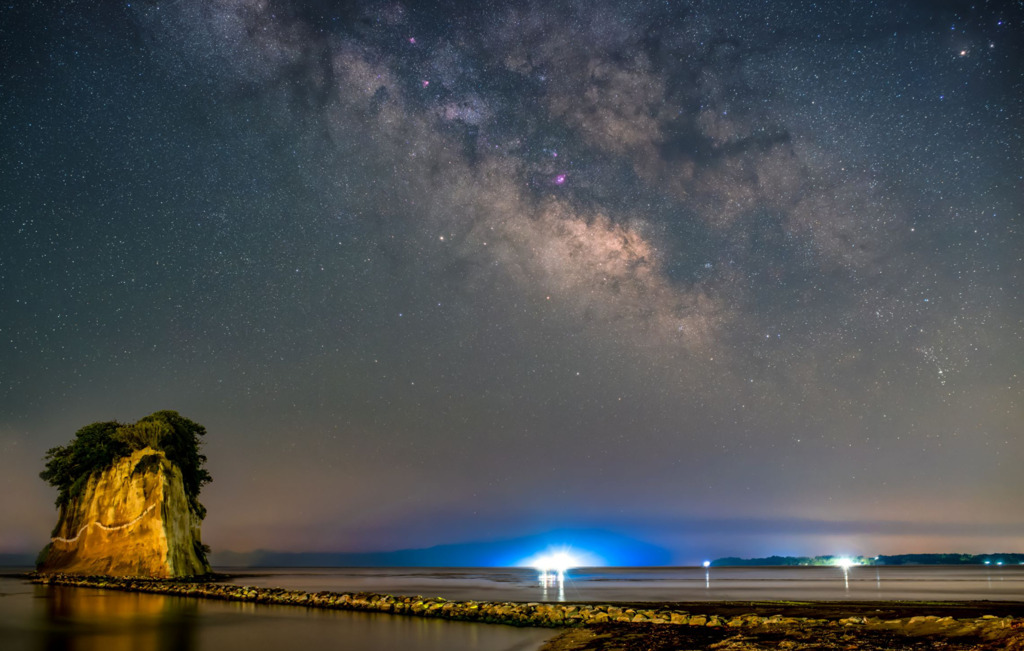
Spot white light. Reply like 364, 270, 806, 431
532, 551, 578, 574
703, 560, 711, 568
519, 547, 599, 574
836, 557, 857, 569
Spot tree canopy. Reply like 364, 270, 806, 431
40, 410, 211, 519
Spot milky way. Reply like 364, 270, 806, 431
1, 0, 1021, 562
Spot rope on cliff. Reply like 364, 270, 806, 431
50, 503, 159, 545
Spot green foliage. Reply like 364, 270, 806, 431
35, 543, 52, 567
40, 421, 128, 508
39, 411, 212, 519
875, 553, 1024, 566
137, 410, 212, 519
194, 539, 212, 566
115, 420, 173, 450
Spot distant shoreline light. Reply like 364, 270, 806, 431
705, 553, 1024, 567
518, 548, 602, 573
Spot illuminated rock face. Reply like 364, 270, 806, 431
39, 447, 210, 578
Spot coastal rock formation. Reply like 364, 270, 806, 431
38, 447, 210, 578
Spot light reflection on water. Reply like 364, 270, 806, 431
42, 586, 194, 651
0, 577, 553, 651
538, 570, 566, 602
219, 565, 1024, 603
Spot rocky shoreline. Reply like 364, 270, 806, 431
27, 573, 1024, 650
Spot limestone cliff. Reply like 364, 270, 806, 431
38, 447, 210, 578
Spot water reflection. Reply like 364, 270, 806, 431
0, 578, 552, 651
216, 565, 1024, 603
41, 585, 196, 651
538, 571, 566, 602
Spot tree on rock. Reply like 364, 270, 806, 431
41, 410, 212, 519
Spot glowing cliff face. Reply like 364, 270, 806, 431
40, 449, 210, 578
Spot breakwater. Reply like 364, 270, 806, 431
27, 573, 1022, 640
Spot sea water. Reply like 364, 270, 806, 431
219, 564, 1024, 603
2, 565, 1023, 650
0, 574, 553, 651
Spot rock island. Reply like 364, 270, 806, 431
36, 411, 211, 578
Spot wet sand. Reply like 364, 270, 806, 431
541, 623, 1021, 651
538, 600, 1024, 650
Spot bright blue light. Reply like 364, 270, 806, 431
484, 529, 668, 567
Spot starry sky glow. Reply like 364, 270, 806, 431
1, 0, 1021, 564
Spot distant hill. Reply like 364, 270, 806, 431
711, 553, 1024, 567
0, 553, 34, 568
210, 529, 671, 568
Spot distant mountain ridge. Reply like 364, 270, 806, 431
0, 553, 34, 568
210, 530, 671, 568
12, 550, 1023, 569
711, 553, 1024, 566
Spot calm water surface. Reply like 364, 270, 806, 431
221, 565, 1024, 603
0, 575, 552, 651
3, 566, 1023, 650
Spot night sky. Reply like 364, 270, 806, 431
1, 0, 1021, 565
